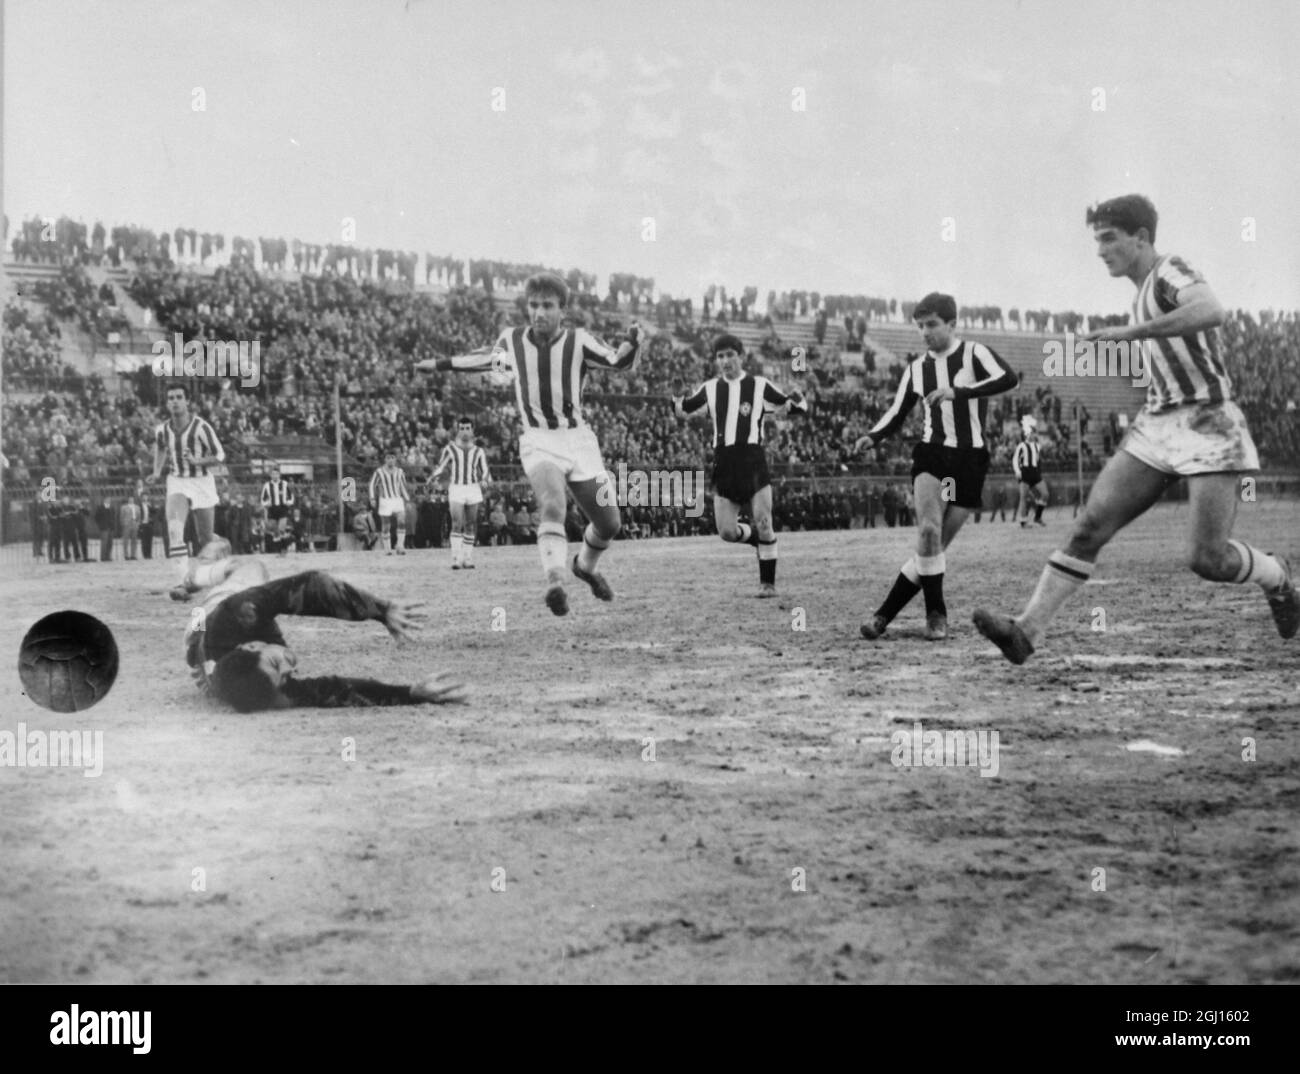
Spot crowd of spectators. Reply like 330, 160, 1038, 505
4, 215, 1297, 543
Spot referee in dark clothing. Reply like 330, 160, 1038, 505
854, 292, 1018, 640
673, 333, 808, 596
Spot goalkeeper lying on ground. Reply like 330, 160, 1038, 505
183, 550, 465, 712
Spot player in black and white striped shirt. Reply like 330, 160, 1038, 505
854, 292, 1018, 640
260, 466, 295, 554
1012, 418, 1048, 527
148, 384, 226, 600
431, 418, 491, 569
416, 273, 644, 615
369, 453, 413, 555
673, 334, 808, 596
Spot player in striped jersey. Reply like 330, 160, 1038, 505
260, 466, 295, 554
673, 334, 808, 596
975, 195, 1298, 663
1013, 418, 1047, 527
431, 418, 491, 569
369, 453, 413, 556
147, 384, 227, 600
854, 292, 1018, 640
416, 273, 644, 615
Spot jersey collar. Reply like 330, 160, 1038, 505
926, 339, 963, 361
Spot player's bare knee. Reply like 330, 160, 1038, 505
753, 517, 774, 540
918, 521, 941, 552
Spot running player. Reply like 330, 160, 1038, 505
184, 558, 465, 711
854, 292, 1019, 640
416, 273, 644, 615
431, 418, 491, 570
148, 384, 226, 600
1013, 417, 1048, 527
672, 334, 808, 596
369, 452, 413, 556
974, 194, 1299, 662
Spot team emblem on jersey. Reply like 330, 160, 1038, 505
740, 402, 752, 416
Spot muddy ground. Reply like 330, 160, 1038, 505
1, 500, 1297, 983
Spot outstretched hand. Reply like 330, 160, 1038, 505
411, 671, 468, 704
382, 599, 429, 641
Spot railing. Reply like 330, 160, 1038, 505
4, 473, 1297, 549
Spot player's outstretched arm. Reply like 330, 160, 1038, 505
233, 571, 418, 634
1086, 281, 1224, 341
415, 344, 500, 376
281, 672, 466, 708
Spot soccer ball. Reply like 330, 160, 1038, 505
19, 611, 119, 713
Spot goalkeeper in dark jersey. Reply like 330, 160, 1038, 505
184, 559, 465, 712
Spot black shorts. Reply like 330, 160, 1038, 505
1019, 467, 1042, 486
910, 442, 990, 510
712, 444, 771, 504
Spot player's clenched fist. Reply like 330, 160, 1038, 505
853, 434, 876, 453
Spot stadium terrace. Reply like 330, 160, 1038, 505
151, 334, 262, 388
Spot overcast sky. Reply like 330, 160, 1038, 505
5, 0, 1297, 314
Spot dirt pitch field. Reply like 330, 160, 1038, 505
2, 500, 1297, 984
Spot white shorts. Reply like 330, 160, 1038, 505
377, 497, 405, 518
519, 426, 607, 484
1121, 401, 1259, 476
166, 474, 219, 509
448, 484, 484, 508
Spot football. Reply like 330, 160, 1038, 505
18, 610, 120, 713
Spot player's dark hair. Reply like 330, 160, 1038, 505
1087, 195, 1158, 243
913, 292, 957, 323
713, 333, 745, 356
210, 648, 281, 713
524, 272, 569, 308
166, 383, 189, 399
457, 416, 474, 428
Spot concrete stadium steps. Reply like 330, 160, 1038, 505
4, 261, 104, 374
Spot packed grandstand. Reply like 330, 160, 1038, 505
4, 215, 1297, 548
